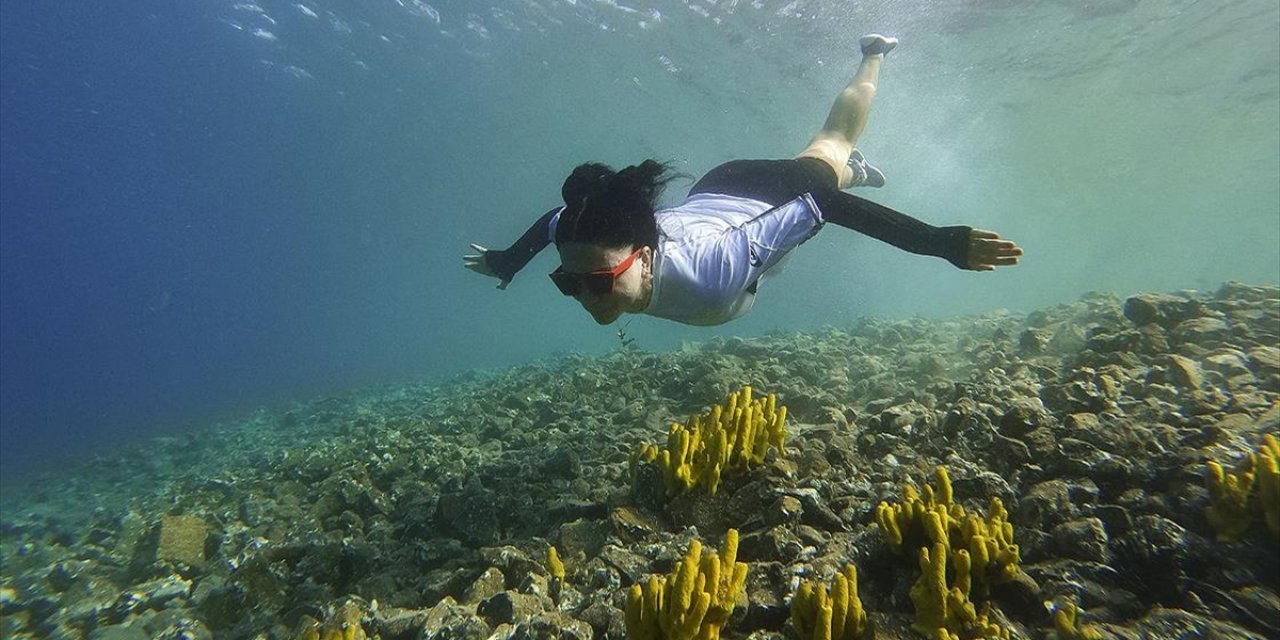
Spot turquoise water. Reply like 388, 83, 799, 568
0, 0, 1277, 476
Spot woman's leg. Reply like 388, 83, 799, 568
796, 35, 896, 189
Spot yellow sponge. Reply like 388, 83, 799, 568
634, 386, 787, 498
790, 564, 869, 640
625, 529, 748, 640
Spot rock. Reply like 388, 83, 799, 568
576, 601, 626, 639
1123, 293, 1200, 329
607, 506, 661, 545
155, 515, 207, 567
762, 495, 804, 528
421, 597, 490, 640
738, 526, 805, 563
1042, 373, 1116, 414
436, 476, 500, 546
1113, 516, 1192, 605
596, 545, 650, 585
1204, 349, 1252, 379
1127, 606, 1266, 640
375, 607, 432, 639
477, 591, 545, 627
153, 619, 214, 640
1022, 427, 1058, 459
1017, 480, 1078, 531
461, 567, 506, 605
1055, 438, 1135, 489
46, 561, 83, 593
739, 562, 790, 632
1135, 323, 1171, 354
1165, 354, 1205, 391
626, 463, 667, 514
999, 400, 1052, 438
1018, 328, 1049, 355
1172, 316, 1233, 345
989, 569, 1045, 626
1064, 412, 1101, 432
478, 546, 538, 582
557, 519, 610, 558
1248, 345, 1280, 373
421, 567, 478, 604
88, 626, 150, 640
1049, 323, 1088, 354
108, 575, 192, 622
1051, 518, 1110, 563
541, 449, 582, 480
509, 612, 593, 640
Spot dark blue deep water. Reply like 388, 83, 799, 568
2, 0, 1277, 481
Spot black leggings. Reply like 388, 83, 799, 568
689, 158, 972, 269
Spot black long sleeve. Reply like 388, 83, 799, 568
813, 190, 972, 270
483, 207, 561, 282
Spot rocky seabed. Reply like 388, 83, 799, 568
1, 282, 1278, 640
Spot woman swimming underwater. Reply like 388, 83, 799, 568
464, 35, 1023, 326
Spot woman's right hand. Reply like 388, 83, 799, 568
463, 243, 511, 289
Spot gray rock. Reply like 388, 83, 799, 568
595, 544, 651, 585
88, 625, 150, 640
576, 601, 626, 639
999, 399, 1052, 438
461, 567, 507, 605
509, 612, 593, 640
421, 596, 491, 640
739, 526, 805, 563
374, 606, 433, 639
477, 591, 545, 626
1051, 517, 1110, 563
1166, 354, 1206, 391
557, 519, 610, 558
740, 562, 791, 631
436, 476, 499, 546
478, 546, 538, 581
1248, 345, 1280, 375
1173, 316, 1233, 345
1127, 606, 1269, 640
762, 495, 804, 527
1123, 293, 1201, 329
1017, 480, 1078, 531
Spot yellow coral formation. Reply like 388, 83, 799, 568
958, 497, 1021, 590
875, 467, 964, 553
1205, 454, 1256, 541
1257, 434, 1280, 538
295, 600, 367, 640
1052, 602, 1103, 640
790, 565, 869, 640
624, 529, 749, 640
548, 545, 566, 580
971, 604, 1012, 640
875, 467, 1020, 591
634, 386, 787, 497
1204, 434, 1280, 541
909, 542, 976, 636
876, 466, 1018, 639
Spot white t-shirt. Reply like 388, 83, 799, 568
642, 192, 824, 326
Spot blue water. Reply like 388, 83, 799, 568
1, 0, 1277, 481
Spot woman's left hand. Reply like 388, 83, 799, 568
967, 229, 1023, 271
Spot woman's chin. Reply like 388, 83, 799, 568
590, 308, 621, 325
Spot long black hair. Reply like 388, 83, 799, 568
554, 160, 680, 249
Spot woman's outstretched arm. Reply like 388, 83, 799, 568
815, 190, 1021, 270
463, 206, 561, 288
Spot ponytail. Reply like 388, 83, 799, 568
555, 160, 679, 249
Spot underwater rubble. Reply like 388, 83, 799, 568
0, 281, 1277, 639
